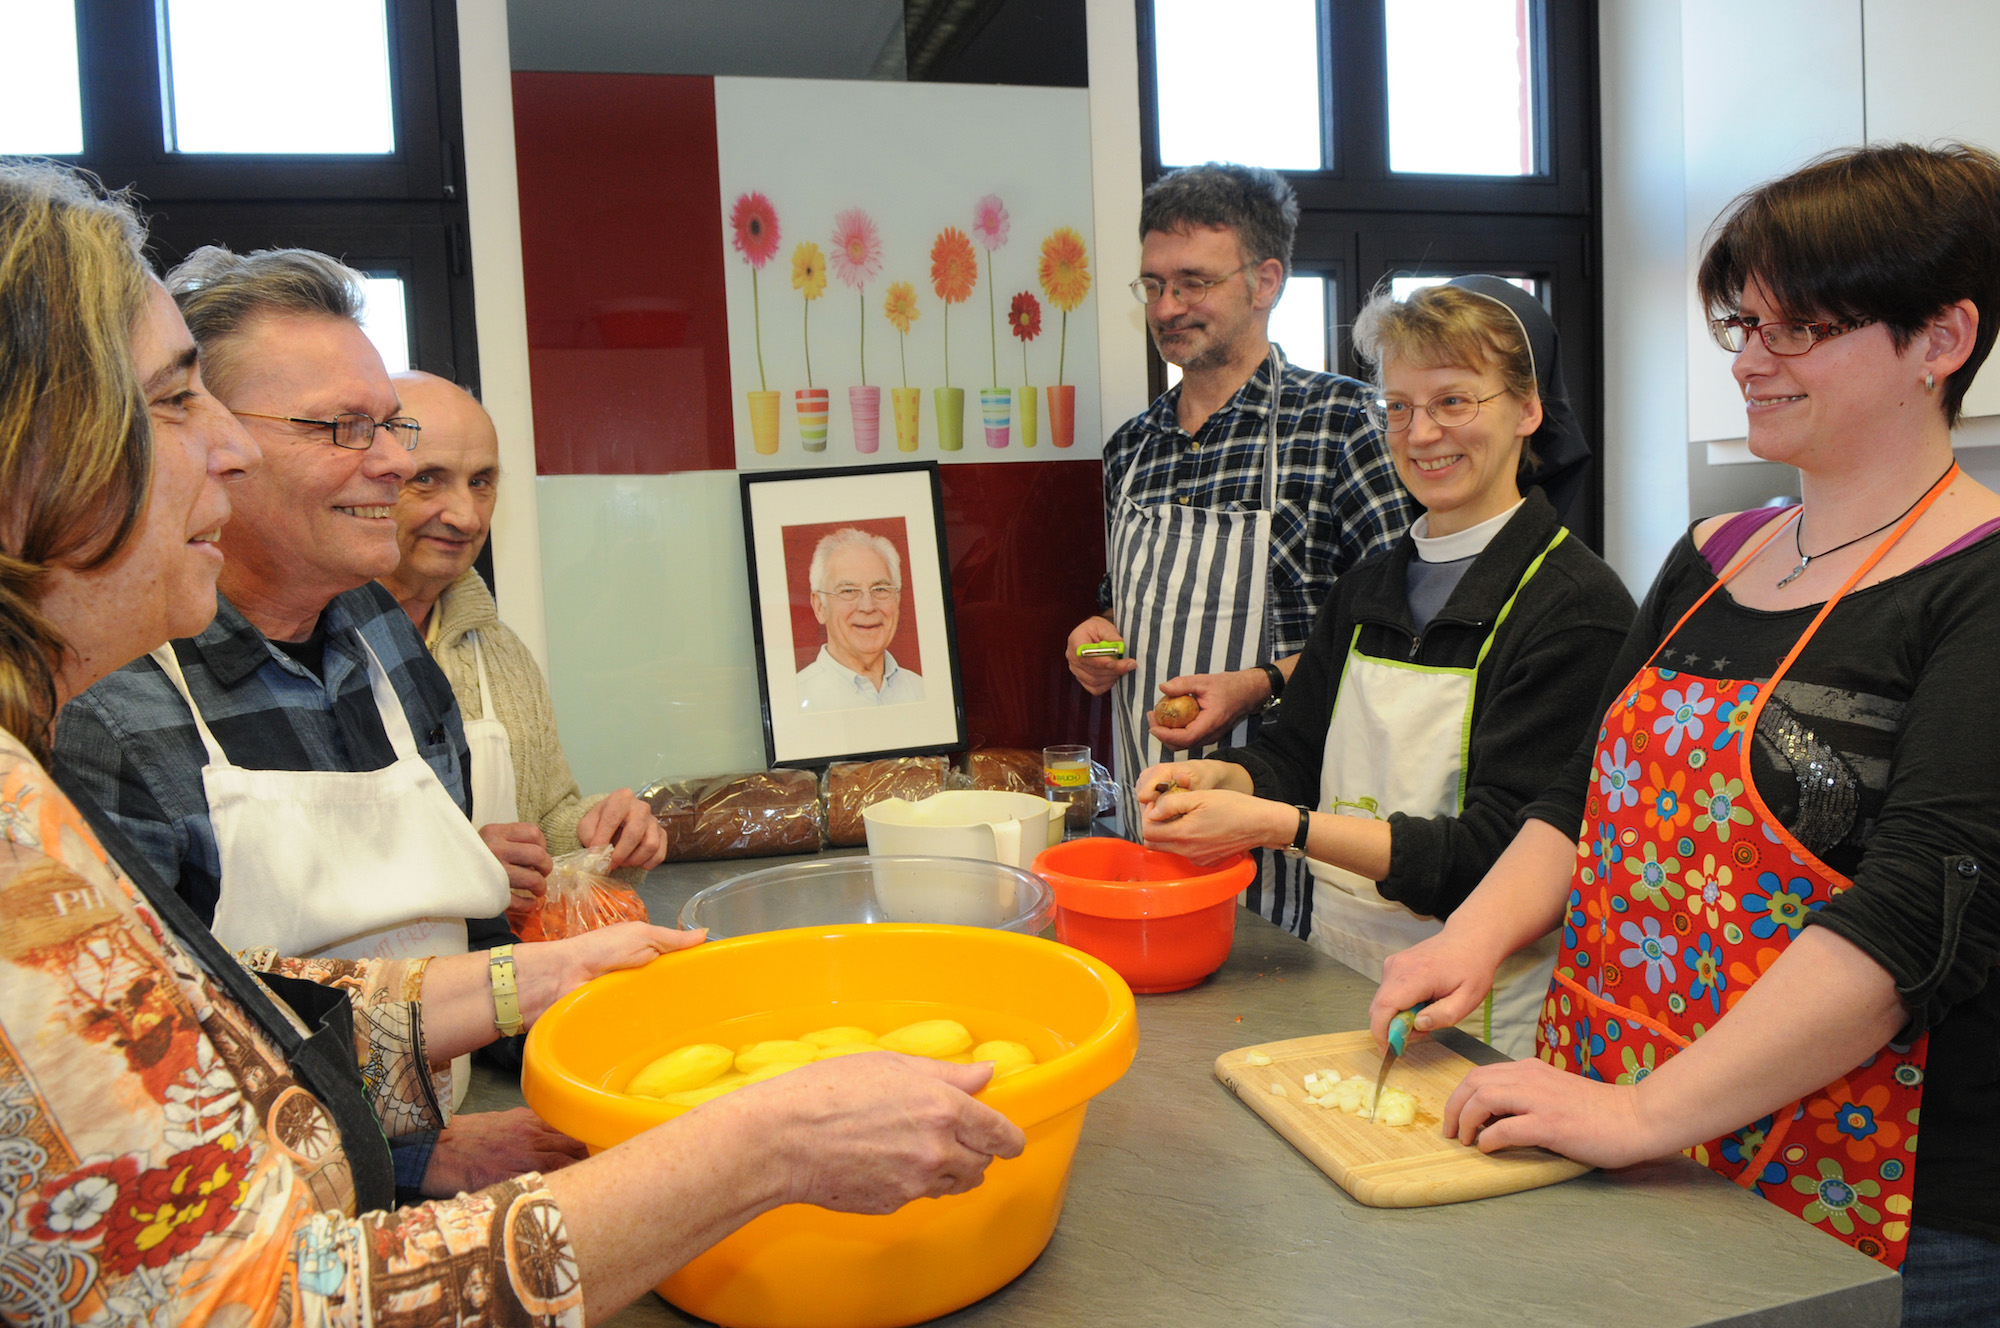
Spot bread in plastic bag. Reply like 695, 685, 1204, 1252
513, 843, 650, 942
646, 768, 825, 861
963, 747, 1045, 795
823, 756, 950, 846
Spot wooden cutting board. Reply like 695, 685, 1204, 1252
1215, 1031, 1591, 1208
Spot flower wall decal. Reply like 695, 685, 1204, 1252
930, 226, 977, 389
830, 208, 882, 386
791, 241, 826, 389
729, 191, 782, 391
1009, 290, 1042, 384
1037, 226, 1091, 385
884, 280, 920, 387
972, 194, 1010, 386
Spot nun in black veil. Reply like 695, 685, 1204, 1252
1131, 274, 1636, 1058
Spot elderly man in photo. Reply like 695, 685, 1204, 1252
795, 527, 926, 710
377, 371, 665, 878
55, 245, 585, 1199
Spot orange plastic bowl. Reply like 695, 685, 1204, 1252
1032, 839, 1254, 993
522, 924, 1136, 1328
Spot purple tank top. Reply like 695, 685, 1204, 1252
1699, 505, 2000, 574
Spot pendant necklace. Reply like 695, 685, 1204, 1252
1776, 462, 1954, 589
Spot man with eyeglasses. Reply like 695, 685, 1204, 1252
57, 246, 588, 1202
795, 527, 926, 710
1065, 163, 1414, 937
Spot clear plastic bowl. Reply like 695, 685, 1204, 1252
678, 855, 1056, 938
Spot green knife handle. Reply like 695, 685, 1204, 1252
1387, 1002, 1429, 1056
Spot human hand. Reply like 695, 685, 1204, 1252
1140, 788, 1290, 866
420, 1107, 590, 1197
1368, 930, 1506, 1052
1442, 1057, 1665, 1169
515, 921, 705, 1025
479, 821, 554, 908
577, 789, 668, 871
1131, 759, 1237, 809
1146, 669, 1268, 750
742, 1052, 1026, 1215
1066, 616, 1138, 695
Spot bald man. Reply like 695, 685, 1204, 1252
378, 372, 665, 883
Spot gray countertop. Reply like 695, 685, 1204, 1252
466, 852, 1902, 1328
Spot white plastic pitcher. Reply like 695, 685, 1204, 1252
862, 790, 1060, 870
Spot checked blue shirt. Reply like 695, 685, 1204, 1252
54, 581, 479, 929
1100, 346, 1415, 658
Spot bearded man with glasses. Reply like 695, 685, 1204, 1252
1065, 162, 1415, 936
57, 246, 589, 1206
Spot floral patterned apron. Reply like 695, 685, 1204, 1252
1534, 466, 1958, 1272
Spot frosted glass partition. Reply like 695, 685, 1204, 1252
163, 0, 395, 153
359, 276, 410, 374
538, 473, 767, 795
1386, 0, 1536, 176
2, 1, 83, 154
1154, 0, 1322, 170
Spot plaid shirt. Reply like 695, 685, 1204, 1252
1101, 347, 1415, 657
54, 581, 475, 927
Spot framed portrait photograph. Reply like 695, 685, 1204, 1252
741, 462, 966, 766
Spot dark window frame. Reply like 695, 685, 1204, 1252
1135, 0, 1602, 547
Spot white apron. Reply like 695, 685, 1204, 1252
153, 636, 510, 1108
1308, 528, 1566, 1059
463, 631, 521, 828
1109, 348, 1312, 926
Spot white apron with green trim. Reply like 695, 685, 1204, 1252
1309, 529, 1565, 1058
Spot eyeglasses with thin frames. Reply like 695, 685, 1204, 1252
1129, 263, 1255, 307
818, 582, 900, 605
231, 409, 422, 451
1707, 314, 1877, 356
1363, 390, 1507, 433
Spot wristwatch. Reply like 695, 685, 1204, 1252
1282, 805, 1312, 859
489, 944, 524, 1037
1258, 661, 1286, 712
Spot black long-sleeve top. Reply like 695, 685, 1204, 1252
1520, 521, 2000, 1243
1213, 489, 1637, 935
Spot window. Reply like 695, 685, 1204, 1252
2, 1, 83, 154
40, 3, 478, 385
1140, 0, 1601, 544
160, 0, 397, 155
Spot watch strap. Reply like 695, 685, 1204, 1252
1258, 661, 1286, 707
1283, 805, 1311, 859
489, 944, 524, 1037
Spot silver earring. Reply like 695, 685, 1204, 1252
1924, 372, 1937, 392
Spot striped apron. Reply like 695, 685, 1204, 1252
1109, 348, 1312, 929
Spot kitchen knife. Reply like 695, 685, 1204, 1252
1371, 1002, 1429, 1118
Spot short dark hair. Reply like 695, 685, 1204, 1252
1697, 141, 2000, 427
1139, 163, 1299, 277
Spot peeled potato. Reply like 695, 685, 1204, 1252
1153, 694, 1200, 728
736, 1040, 819, 1074
877, 1019, 973, 1059
629, 1043, 734, 1098
799, 1026, 878, 1049
972, 1040, 1037, 1079
814, 1042, 880, 1060
742, 1061, 809, 1086
659, 1072, 748, 1108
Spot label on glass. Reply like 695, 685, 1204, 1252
1044, 766, 1091, 789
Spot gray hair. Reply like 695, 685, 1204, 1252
809, 527, 902, 593
165, 245, 366, 396
1139, 162, 1299, 277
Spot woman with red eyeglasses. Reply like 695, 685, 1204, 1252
1372, 142, 2000, 1322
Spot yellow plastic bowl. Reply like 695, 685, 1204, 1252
522, 924, 1138, 1328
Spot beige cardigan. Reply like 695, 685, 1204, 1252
426, 568, 602, 855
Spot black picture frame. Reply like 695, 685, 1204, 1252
740, 462, 967, 767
